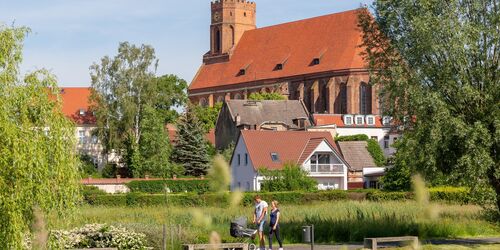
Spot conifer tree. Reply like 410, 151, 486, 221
171, 107, 210, 176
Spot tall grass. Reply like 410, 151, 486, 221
48, 201, 500, 249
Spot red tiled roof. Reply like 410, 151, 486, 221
190, 9, 367, 92
57, 87, 96, 125
240, 130, 340, 170
313, 114, 385, 128
80, 177, 202, 185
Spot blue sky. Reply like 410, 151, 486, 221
1, 0, 373, 87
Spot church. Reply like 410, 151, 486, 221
188, 0, 379, 117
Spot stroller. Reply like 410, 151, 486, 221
230, 217, 257, 250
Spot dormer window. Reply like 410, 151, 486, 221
270, 152, 280, 162
355, 115, 365, 125
275, 63, 283, 71
312, 58, 320, 65
366, 115, 375, 126
382, 116, 392, 126
79, 109, 86, 116
311, 49, 327, 66
238, 62, 251, 76
343, 115, 353, 126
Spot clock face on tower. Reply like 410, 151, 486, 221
213, 12, 220, 22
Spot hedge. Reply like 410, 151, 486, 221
126, 179, 210, 194
84, 187, 471, 207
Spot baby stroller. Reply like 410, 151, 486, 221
230, 217, 257, 250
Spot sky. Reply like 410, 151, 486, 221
1, 0, 373, 87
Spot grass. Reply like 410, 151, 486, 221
47, 201, 500, 249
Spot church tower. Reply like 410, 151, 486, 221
204, 0, 256, 64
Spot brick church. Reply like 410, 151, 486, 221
188, 0, 379, 116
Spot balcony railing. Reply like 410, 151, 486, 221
305, 164, 344, 174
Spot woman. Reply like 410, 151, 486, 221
268, 200, 283, 250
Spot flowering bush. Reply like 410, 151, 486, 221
49, 224, 150, 249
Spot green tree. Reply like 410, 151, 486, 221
0, 25, 80, 248
171, 107, 211, 176
90, 42, 187, 177
248, 92, 286, 100
336, 134, 386, 167
359, 1, 500, 211
192, 102, 222, 133
260, 163, 318, 192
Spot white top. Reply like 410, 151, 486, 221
255, 200, 268, 220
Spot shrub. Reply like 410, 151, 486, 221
429, 186, 471, 204
126, 179, 210, 194
259, 163, 317, 192
366, 139, 386, 166
79, 155, 101, 178
102, 163, 117, 178
81, 185, 107, 205
49, 224, 149, 249
366, 191, 414, 201
335, 134, 369, 141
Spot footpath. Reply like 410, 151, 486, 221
284, 237, 500, 250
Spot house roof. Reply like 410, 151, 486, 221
226, 100, 311, 128
190, 9, 366, 92
239, 130, 340, 170
166, 124, 216, 146
313, 114, 386, 128
57, 87, 96, 125
337, 141, 376, 171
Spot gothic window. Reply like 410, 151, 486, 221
199, 98, 208, 107
215, 29, 221, 53
230, 26, 235, 46
320, 79, 328, 113
338, 83, 347, 114
359, 82, 372, 114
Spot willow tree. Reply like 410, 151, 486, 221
359, 1, 500, 212
0, 25, 80, 248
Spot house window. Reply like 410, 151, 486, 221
237, 154, 241, 166
271, 153, 280, 162
343, 115, 353, 126
384, 136, 390, 149
355, 115, 365, 125
270, 127, 278, 131
366, 115, 375, 125
246, 182, 250, 191
79, 109, 85, 116
310, 153, 331, 173
91, 135, 98, 144
78, 130, 86, 144
369, 181, 378, 189
382, 116, 392, 126
245, 154, 248, 165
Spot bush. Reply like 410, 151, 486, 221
335, 134, 369, 141
366, 139, 386, 166
126, 179, 210, 194
102, 163, 117, 178
81, 185, 107, 205
79, 155, 101, 178
366, 191, 414, 201
260, 163, 317, 192
429, 186, 471, 204
49, 224, 149, 249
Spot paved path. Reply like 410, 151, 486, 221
281, 237, 500, 250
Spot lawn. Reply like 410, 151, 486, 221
48, 201, 500, 249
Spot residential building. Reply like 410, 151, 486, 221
189, 2, 380, 120
313, 114, 400, 156
215, 100, 312, 149
230, 130, 349, 191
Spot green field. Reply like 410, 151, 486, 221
47, 200, 500, 249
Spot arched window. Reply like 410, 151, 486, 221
359, 82, 372, 114
336, 83, 347, 114
230, 26, 235, 46
199, 98, 208, 107
233, 93, 242, 100
217, 96, 225, 103
215, 29, 221, 53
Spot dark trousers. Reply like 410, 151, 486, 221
269, 224, 283, 249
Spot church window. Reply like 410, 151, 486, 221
359, 82, 372, 114
215, 29, 221, 53
230, 26, 235, 45
244, 12, 247, 17
339, 83, 347, 114
320, 79, 328, 113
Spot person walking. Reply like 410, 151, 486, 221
253, 195, 268, 250
268, 200, 283, 250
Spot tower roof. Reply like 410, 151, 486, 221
190, 9, 367, 93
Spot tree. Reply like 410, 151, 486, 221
336, 134, 386, 167
359, 1, 500, 212
90, 42, 187, 177
171, 106, 211, 176
260, 163, 318, 192
192, 102, 222, 133
0, 25, 80, 248
248, 92, 286, 100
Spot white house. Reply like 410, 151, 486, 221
230, 130, 350, 191
312, 114, 401, 156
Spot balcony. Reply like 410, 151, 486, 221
305, 164, 344, 175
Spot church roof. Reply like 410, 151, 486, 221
190, 9, 366, 92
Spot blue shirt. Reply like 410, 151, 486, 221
270, 208, 280, 226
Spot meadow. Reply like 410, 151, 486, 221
48, 201, 500, 249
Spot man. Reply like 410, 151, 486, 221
253, 195, 268, 250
